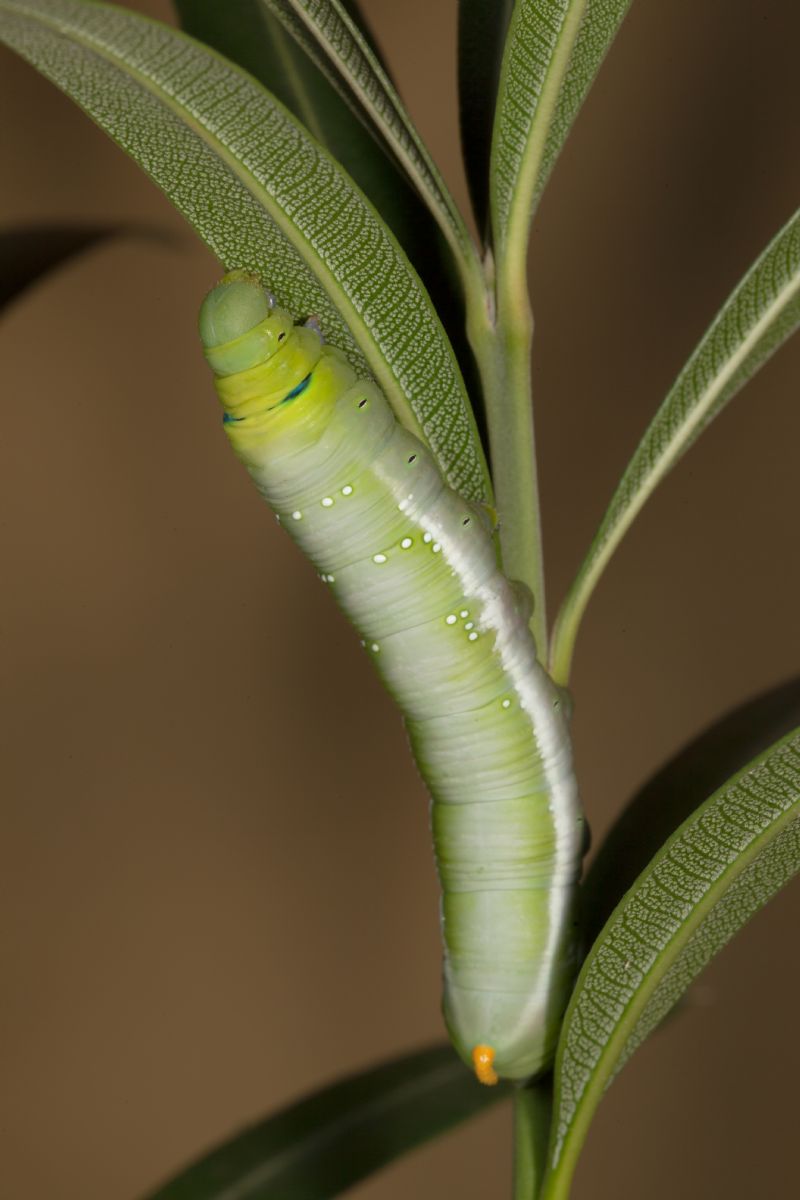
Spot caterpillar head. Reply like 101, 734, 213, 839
199, 270, 293, 378
198, 272, 358, 464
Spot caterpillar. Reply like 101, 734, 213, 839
198, 270, 584, 1084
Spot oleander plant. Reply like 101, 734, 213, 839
1, 2, 799, 1198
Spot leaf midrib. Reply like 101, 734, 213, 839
493, 0, 588, 271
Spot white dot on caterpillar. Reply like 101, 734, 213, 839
432, 542, 441, 553
502, 699, 511, 709
465, 621, 474, 630
275, 514, 282, 524
468, 632, 479, 642
326, 574, 335, 583
460, 609, 469, 618
423, 532, 432, 544
341, 485, 353, 496
371, 643, 380, 653
400, 537, 413, 549
445, 615, 457, 625
373, 553, 387, 564
321, 497, 334, 508
291, 510, 302, 521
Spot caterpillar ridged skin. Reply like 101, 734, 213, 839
198, 270, 584, 1084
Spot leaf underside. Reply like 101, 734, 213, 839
172, 0, 452, 293
0, 0, 491, 503
544, 729, 800, 1197
258, 0, 477, 281
582, 676, 800, 947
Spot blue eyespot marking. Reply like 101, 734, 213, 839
284, 373, 312, 402
223, 412, 244, 424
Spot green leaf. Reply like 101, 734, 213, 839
551, 206, 800, 683
541, 729, 800, 1199
0, 222, 128, 309
490, 0, 631, 269
582, 676, 800, 948
0, 0, 491, 504
142, 1043, 507, 1200
457, 0, 514, 241
530, 0, 631, 213
257, 0, 483, 299
172, 0, 445, 277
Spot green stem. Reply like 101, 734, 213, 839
513, 1084, 553, 1200
469, 269, 546, 658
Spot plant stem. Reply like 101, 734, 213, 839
513, 1084, 553, 1200
468, 271, 547, 658
496, 296, 546, 655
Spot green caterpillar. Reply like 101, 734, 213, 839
199, 271, 584, 1084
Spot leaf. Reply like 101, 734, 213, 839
142, 1043, 507, 1200
551, 206, 800, 683
530, 0, 631, 212
457, 0, 514, 241
0, 0, 491, 504
541, 729, 800, 1199
173, 0, 445, 277
257, 0, 482, 295
490, 0, 631, 264
0, 222, 148, 309
582, 676, 800, 948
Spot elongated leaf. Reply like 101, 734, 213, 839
173, 0, 442, 273
583, 677, 800, 948
0, 0, 490, 504
457, 0, 514, 240
142, 1043, 507, 1200
490, 0, 631, 262
541, 729, 800, 1199
531, 0, 631, 210
551, 207, 800, 682
258, 0, 482, 295
0, 222, 123, 308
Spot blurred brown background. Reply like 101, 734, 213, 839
1, 2, 799, 1197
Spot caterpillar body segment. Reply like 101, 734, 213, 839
198, 271, 584, 1083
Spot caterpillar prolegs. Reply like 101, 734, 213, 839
198, 271, 584, 1084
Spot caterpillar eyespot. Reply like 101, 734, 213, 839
199, 270, 584, 1083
